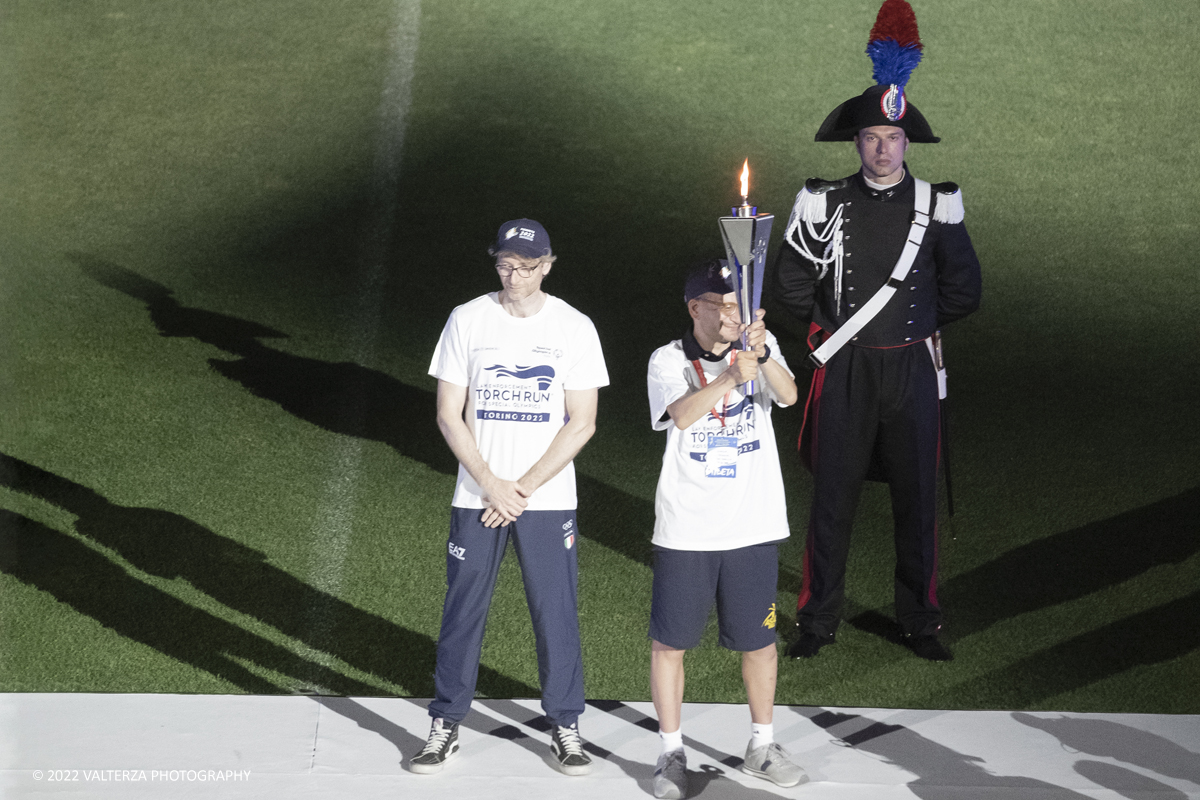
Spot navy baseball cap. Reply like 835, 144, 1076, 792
491, 219, 552, 259
683, 258, 733, 303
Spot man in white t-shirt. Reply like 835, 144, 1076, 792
645, 260, 805, 799
412, 219, 609, 777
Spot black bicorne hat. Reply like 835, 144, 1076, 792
815, 85, 939, 143
815, 0, 940, 144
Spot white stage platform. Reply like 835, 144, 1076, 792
3, 694, 1198, 799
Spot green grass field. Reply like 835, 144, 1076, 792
2, 0, 1198, 714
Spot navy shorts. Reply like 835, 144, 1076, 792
649, 542, 780, 652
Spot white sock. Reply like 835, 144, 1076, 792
660, 728, 683, 754
750, 722, 774, 749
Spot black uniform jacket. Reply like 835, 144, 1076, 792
775, 170, 982, 348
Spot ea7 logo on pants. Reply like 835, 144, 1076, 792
448, 542, 466, 561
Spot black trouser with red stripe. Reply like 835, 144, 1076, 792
797, 341, 943, 638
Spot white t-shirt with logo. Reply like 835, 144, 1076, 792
648, 331, 792, 551
429, 293, 609, 511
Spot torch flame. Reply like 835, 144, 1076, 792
739, 159, 749, 200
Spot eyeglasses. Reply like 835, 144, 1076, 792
696, 299, 741, 317
496, 264, 542, 278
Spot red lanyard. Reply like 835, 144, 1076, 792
691, 352, 734, 428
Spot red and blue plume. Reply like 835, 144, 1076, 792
866, 0, 924, 88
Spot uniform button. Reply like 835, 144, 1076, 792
907, 320, 914, 324
913, 269, 919, 273
848, 286, 855, 291
849, 303, 856, 308
845, 201, 852, 206
844, 235, 850, 240
845, 252, 852, 257
846, 269, 853, 274
909, 286, 916, 291
905, 337, 912, 342
852, 336, 858, 341
910, 303, 916, 308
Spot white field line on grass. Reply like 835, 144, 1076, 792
297, 0, 423, 693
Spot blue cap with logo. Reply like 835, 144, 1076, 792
491, 219, 552, 259
684, 258, 733, 303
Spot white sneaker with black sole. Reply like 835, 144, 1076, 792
409, 718, 459, 774
550, 723, 593, 776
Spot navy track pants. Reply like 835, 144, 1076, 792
429, 507, 584, 727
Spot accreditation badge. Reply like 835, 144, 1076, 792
705, 435, 738, 479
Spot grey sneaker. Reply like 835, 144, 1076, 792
550, 723, 593, 776
741, 740, 806, 787
653, 749, 687, 799
409, 718, 459, 774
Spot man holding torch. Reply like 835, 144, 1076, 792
645, 260, 804, 798
775, 0, 982, 662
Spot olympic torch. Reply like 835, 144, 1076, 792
717, 160, 774, 395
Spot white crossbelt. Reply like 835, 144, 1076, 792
808, 178, 932, 369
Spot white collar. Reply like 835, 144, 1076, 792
863, 169, 905, 191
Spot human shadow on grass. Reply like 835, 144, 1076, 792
940, 486, 1200, 638
799, 707, 1095, 800
922, 589, 1200, 711
839, 487, 1200, 655
0, 453, 535, 700
0, 509, 376, 695
70, 253, 459, 476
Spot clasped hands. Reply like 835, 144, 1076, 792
479, 475, 530, 528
